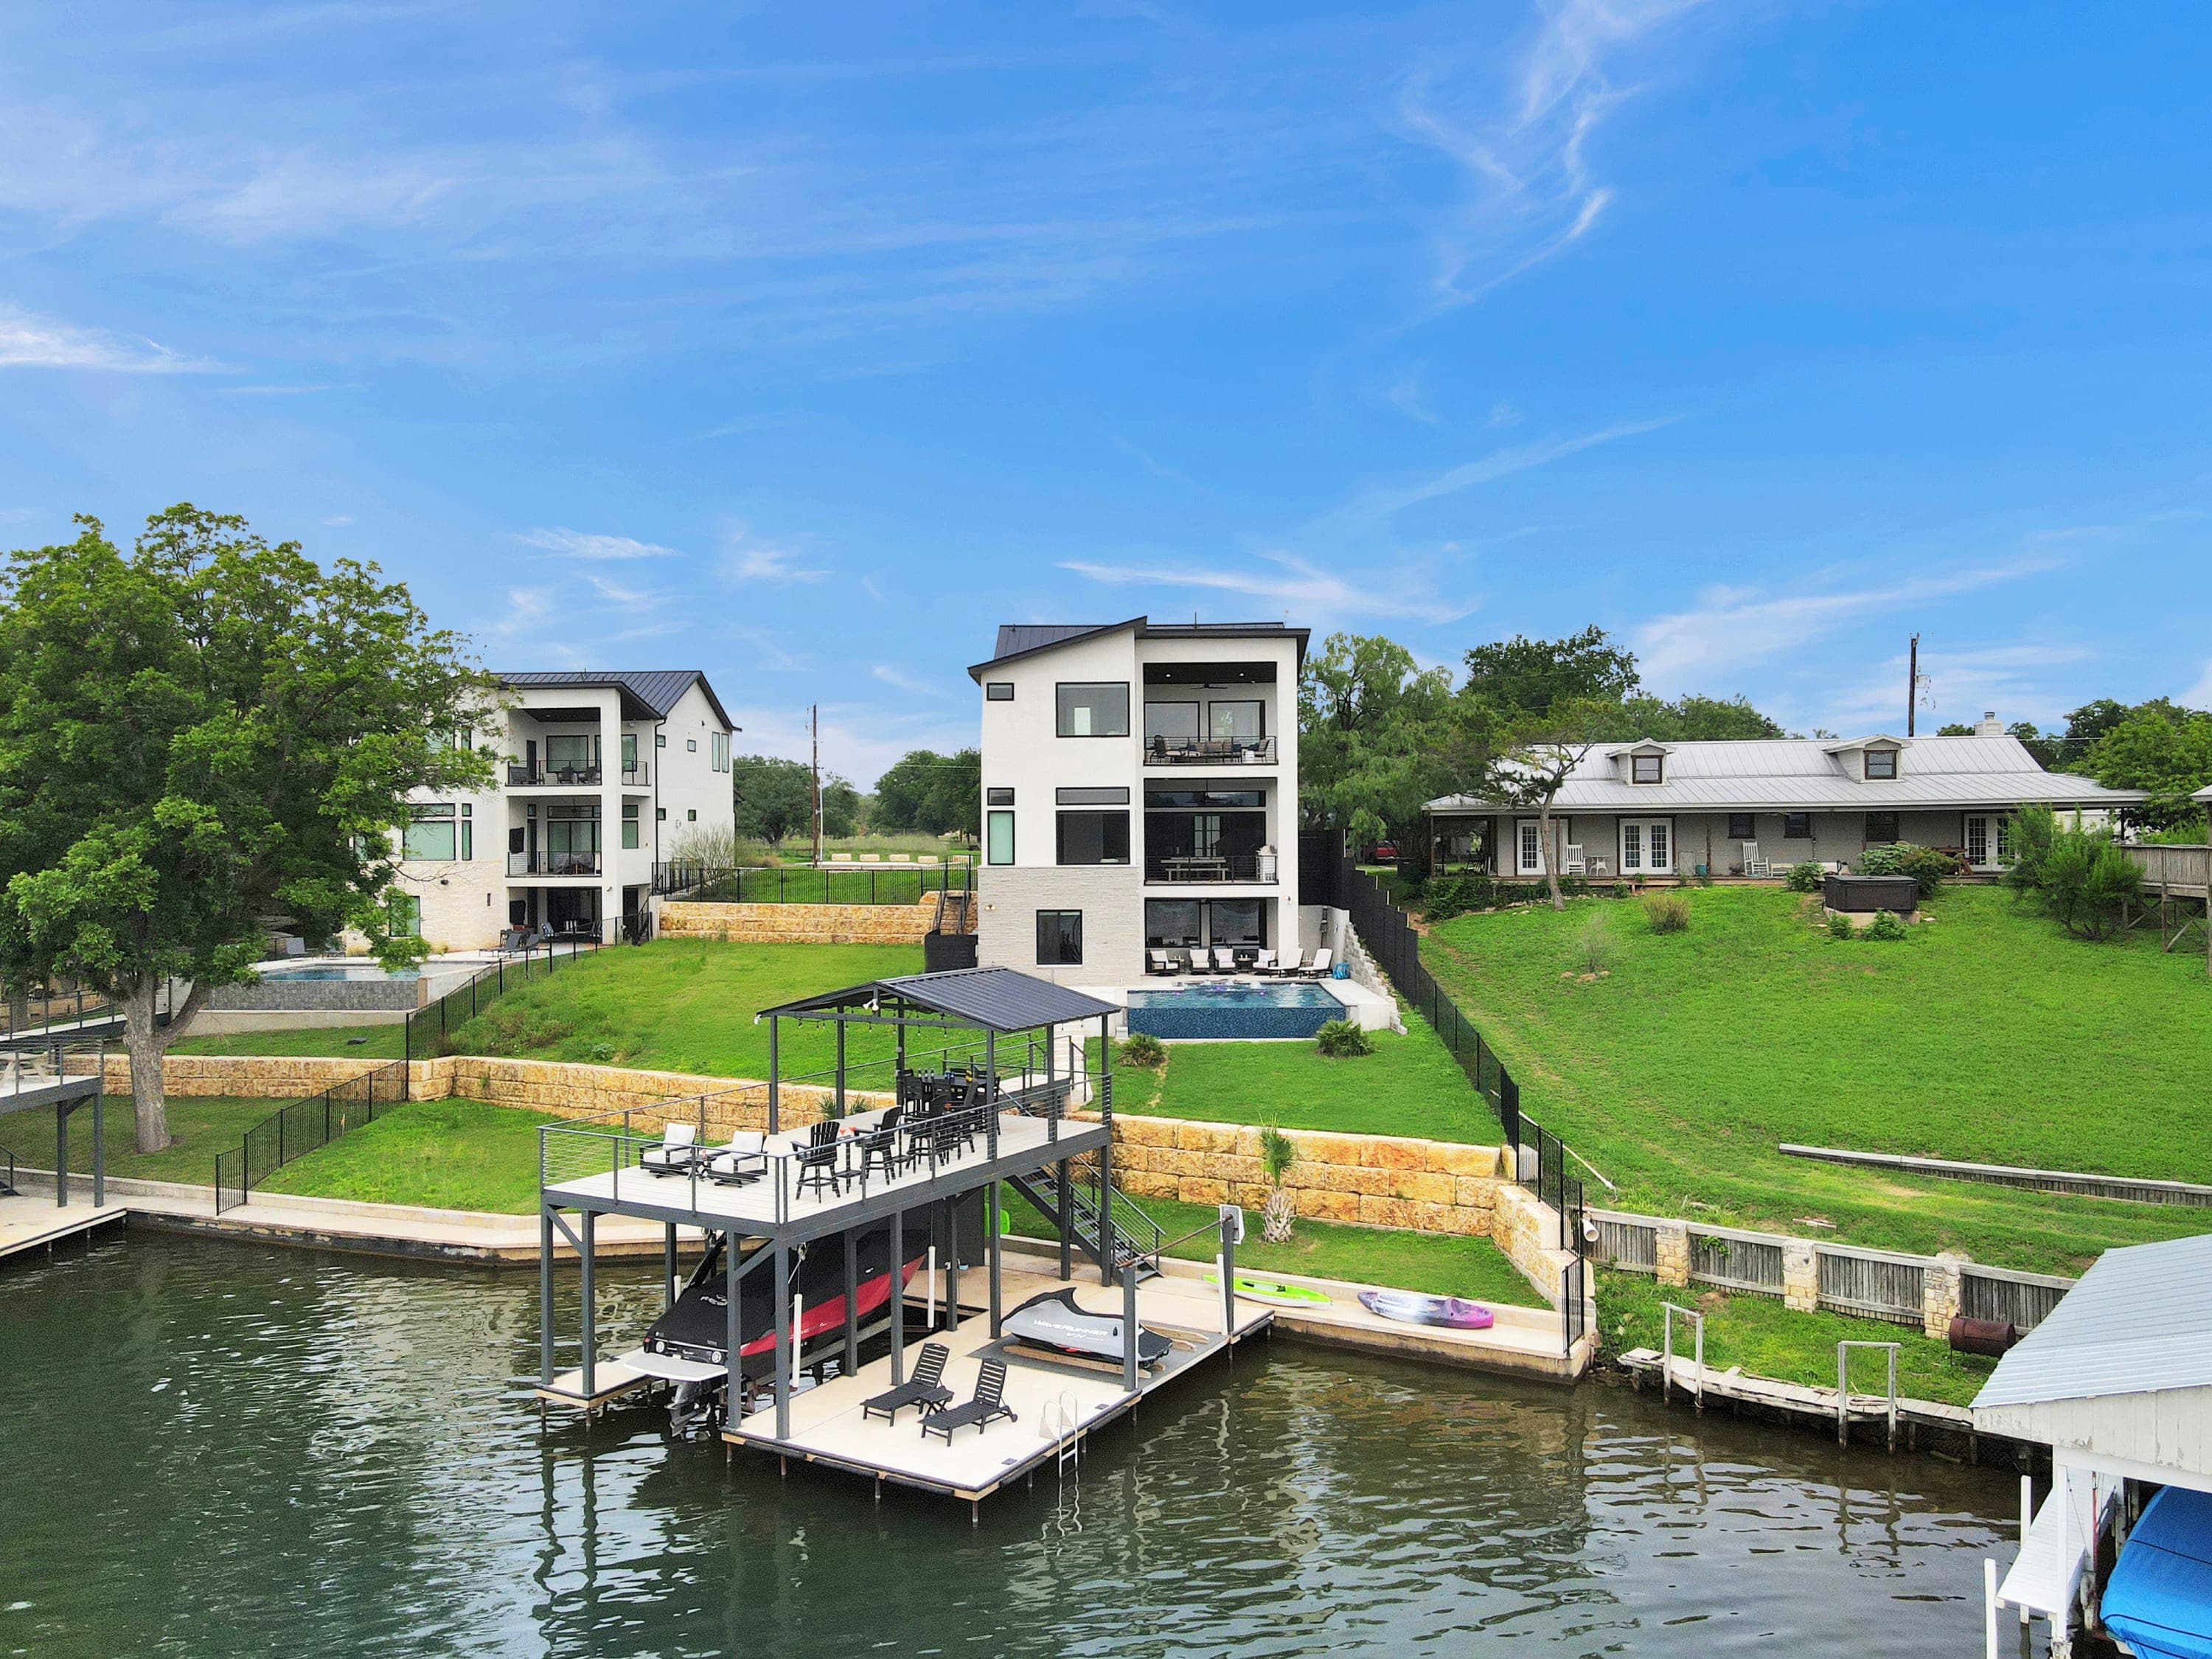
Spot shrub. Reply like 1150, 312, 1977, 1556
1118, 1032, 1166, 1069
1573, 914, 1610, 974
1784, 861, 1825, 893
1641, 893, 1691, 933
1423, 875, 1475, 921
1826, 911, 1854, 940
588, 1040, 617, 1064
1865, 910, 1909, 942
2034, 828, 2144, 942
1315, 1018, 1374, 1057
1856, 841, 1961, 898
1259, 1124, 1298, 1242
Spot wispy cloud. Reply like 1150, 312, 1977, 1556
580, 572, 664, 611
1060, 550, 1472, 625
321, 515, 354, 526
490, 586, 553, 638
2180, 660, 2212, 712
1340, 416, 1677, 521
1382, 369, 1441, 425
721, 529, 828, 584
1634, 560, 2057, 686
220, 381, 363, 395
1827, 642, 2096, 734
0, 303, 227, 373
1398, 0, 1703, 305
872, 663, 942, 695
515, 528, 678, 561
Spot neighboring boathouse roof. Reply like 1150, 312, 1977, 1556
759, 967, 1119, 1033
1974, 1234, 2212, 1411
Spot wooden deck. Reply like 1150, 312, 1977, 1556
723, 1262, 1272, 1507
2128, 843, 2212, 900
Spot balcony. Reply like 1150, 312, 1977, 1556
509, 850, 602, 877
507, 764, 602, 788
1143, 736, 1276, 767
1144, 854, 1277, 884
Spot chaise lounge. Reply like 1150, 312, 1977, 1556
919, 1357, 1019, 1441
1299, 947, 1334, 978
861, 1341, 955, 1425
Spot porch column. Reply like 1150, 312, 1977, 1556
596, 686, 623, 943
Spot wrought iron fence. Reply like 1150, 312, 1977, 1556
403, 942, 599, 1060
213, 1058, 409, 1214
653, 858, 976, 907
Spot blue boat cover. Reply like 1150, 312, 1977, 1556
2104, 1487, 2212, 1659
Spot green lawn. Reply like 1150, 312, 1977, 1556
1596, 1269, 2000, 1408
1001, 1187, 1548, 1307
1424, 885, 2212, 1273
0, 1095, 277, 1186
1093, 1009, 1495, 1143
170, 1023, 406, 1059
260, 1098, 562, 1214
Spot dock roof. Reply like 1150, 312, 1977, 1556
1973, 1234, 2212, 1411
759, 966, 1119, 1033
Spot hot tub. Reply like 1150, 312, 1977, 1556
1823, 874, 1920, 914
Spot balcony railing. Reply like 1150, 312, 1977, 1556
621, 763, 648, 786
1144, 735, 1276, 766
1144, 854, 1277, 883
507, 764, 602, 787
508, 850, 602, 877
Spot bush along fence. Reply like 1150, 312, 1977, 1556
651, 858, 975, 907
213, 1058, 409, 1214
404, 942, 599, 1061
1336, 853, 1588, 1354
1587, 1208, 2076, 1336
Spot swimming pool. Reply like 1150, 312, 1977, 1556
1124, 979, 1346, 1040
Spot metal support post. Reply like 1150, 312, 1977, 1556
91, 1091, 104, 1208
726, 1233, 742, 1419
843, 1228, 860, 1377
539, 1208, 556, 1386
985, 1031, 998, 1159
1121, 1262, 1140, 1394
580, 1209, 597, 1399
945, 1197, 961, 1331
988, 1181, 1003, 1338
767, 1017, 780, 1134
1221, 1212, 1237, 1336
773, 1243, 792, 1440
835, 1022, 846, 1118
1057, 1159, 1073, 1281
54, 1102, 67, 1208
889, 1207, 905, 1385
663, 1222, 678, 1311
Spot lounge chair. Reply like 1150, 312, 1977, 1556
1181, 947, 1208, 974
862, 1341, 956, 1424
1251, 948, 1276, 974
1267, 948, 1304, 978
1300, 948, 1334, 978
640, 1122, 701, 1176
704, 1130, 768, 1187
919, 1357, 1018, 1441
1211, 947, 1237, 973
1146, 949, 1176, 976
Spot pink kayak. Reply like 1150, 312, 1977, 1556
1358, 1290, 1495, 1330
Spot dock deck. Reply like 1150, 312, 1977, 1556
0, 1192, 127, 1260
723, 1262, 1272, 1506
1615, 1346, 2002, 1455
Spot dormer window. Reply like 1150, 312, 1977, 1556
1864, 749, 1897, 781
1632, 753, 1663, 785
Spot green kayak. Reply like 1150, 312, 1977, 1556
1204, 1272, 1332, 1308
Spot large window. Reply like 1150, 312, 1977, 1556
1057, 810, 1130, 865
1865, 811, 1899, 844
622, 731, 639, 776
622, 801, 641, 850
1209, 700, 1264, 740
1864, 748, 1897, 780
710, 731, 731, 773
1207, 898, 1264, 945
403, 804, 462, 861
1144, 700, 1200, 743
387, 892, 422, 937
1036, 910, 1082, 965
987, 810, 1015, 866
547, 734, 597, 775
1145, 789, 1264, 810
1056, 682, 1130, 737
1144, 899, 1200, 947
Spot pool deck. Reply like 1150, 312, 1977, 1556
722, 1260, 1273, 1509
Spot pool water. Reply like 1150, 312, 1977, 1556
0, 1234, 2034, 1657
1126, 978, 1346, 1039
260, 963, 423, 980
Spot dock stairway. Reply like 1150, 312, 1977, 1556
1006, 1152, 1165, 1282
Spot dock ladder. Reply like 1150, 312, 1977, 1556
1040, 1391, 1082, 1478
1837, 1340, 1899, 1450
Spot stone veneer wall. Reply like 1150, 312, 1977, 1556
657, 897, 950, 945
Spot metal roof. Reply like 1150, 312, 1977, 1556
759, 967, 1120, 1033
497, 669, 736, 731
1428, 734, 2145, 814
970, 616, 1310, 679
1974, 1234, 2212, 1409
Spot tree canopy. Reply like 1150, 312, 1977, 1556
2070, 699, 2212, 827
1462, 625, 1641, 717
0, 507, 493, 1150
1298, 633, 1479, 853
731, 754, 817, 846
872, 748, 980, 841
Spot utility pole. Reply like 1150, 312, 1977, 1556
810, 703, 824, 868
1907, 635, 1919, 737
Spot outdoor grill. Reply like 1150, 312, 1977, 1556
1823, 873, 1920, 914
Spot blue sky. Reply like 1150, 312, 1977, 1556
3, 1, 2208, 784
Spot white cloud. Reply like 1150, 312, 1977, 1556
1342, 416, 1677, 521
489, 586, 553, 638
1398, 0, 1705, 305
221, 382, 363, 395
1060, 550, 1472, 625
872, 663, 942, 696
1825, 642, 2095, 734
0, 303, 226, 373
731, 701, 973, 790
580, 573, 663, 611
321, 515, 354, 526
1382, 369, 1440, 425
721, 529, 829, 584
514, 527, 678, 561
2180, 660, 2212, 712
1633, 561, 2057, 686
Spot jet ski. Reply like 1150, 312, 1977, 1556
632, 1220, 928, 1430
1002, 1287, 1173, 1368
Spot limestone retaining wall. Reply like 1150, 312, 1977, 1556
102, 1053, 395, 1099
657, 897, 952, 944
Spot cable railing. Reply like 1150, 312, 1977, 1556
213, 1058, 409, 1214
0, 1037, 107, 1106
652, 858, 977, 907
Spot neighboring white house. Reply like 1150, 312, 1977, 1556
969, 618, 1309, 983
388, 669, 737, 949
1426, 714, 2145, 881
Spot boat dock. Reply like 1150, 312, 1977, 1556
0, 1190, 128, 1260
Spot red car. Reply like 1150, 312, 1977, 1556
1366, 841, 1399, 862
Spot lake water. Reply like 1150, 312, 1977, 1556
0, 1234, 2038, 1657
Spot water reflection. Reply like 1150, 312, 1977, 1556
0, 1237, 2033, 1658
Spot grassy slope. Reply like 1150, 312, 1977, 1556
1093, 1010, 1494, 1143
1597, 1270, 1999, 1408
171, 1023, 406, 1060
1424, 885, 2212, 1273
260, 1099, 561, 1214
1, 1096, 279, 1185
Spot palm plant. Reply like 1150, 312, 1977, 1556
1259, 1124, 1298, 1243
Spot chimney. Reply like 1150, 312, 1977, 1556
1974, 710, 2003, 737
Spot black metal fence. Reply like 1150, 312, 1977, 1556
213, 1058, 409, 1214
653, 859, 976, 907
1338, 852, 1590, 1352
403, 942, 599, 1060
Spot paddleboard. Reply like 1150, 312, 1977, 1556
1203, 1273, 1332, 1309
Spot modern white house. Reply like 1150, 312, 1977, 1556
1425, 714, 2146, 881
969, 618, 1310, 983
388, 669, 737, 949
